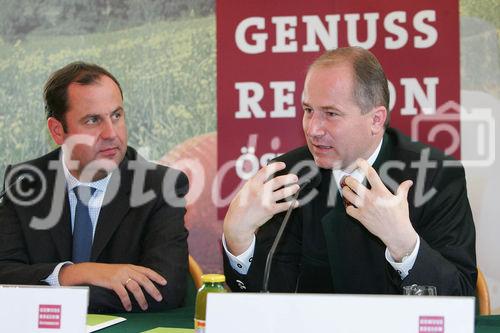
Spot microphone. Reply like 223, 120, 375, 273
261, 172, 322, 292
0, 175, 26, 201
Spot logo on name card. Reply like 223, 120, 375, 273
419, 315, 444, 332
38, 304, 62, 329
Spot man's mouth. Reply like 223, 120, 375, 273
99, 147, 119, 157
312, 143, 333, 150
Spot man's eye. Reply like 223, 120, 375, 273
326, 112, 338, 117
112, 112, 121, 120
86, 116, 98, 124
303, 107, 313, 114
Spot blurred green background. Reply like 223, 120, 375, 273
0, 0, 215, 178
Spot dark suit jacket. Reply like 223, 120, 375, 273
224, 128, 477, 296
0, 146, 189, 313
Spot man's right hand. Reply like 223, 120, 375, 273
59, 263, 167, 311
223, 162, 300, 256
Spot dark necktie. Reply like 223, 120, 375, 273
72, 186, 96, 263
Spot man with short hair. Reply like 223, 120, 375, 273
223, 47, 476, 295
0, 62, 189, 313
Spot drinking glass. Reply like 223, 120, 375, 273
403, 284, 437, 296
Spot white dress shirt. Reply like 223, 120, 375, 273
43, 156, 112, 286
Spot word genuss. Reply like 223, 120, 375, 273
232, 10, 440, 120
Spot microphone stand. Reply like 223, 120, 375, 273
261, 179, 310, 293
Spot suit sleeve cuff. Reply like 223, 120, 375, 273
42, 262, 73, 286
222, 233, 255, 275
385, 236, 420, 280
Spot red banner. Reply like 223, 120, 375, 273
217, 0, 459, 217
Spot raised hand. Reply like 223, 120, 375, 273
223, 162, 300, 256
341, 159, 417, 261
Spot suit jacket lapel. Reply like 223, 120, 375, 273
40, 152, 73, 260
48, 190, 72, 261
91, 160, 132, 261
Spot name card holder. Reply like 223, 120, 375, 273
206, 293, 474, 333
0, 285, 88, 333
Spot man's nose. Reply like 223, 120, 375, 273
306, 112, 325, 138
101, 119, 117, 139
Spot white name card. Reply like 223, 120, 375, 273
0, 285, 88, 333
206, 293, 474, 333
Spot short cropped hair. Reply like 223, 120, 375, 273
309, 47, 391, 128
44, 62, 123, 131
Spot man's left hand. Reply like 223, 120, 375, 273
342, 158, 418, 261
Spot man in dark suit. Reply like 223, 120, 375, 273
0, 62, 189, 313
222, 47, 476, 295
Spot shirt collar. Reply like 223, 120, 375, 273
332, 137, 384, 189
61, 152, 112, 193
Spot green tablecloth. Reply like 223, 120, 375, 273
476, 315, 500, 333
100, 306, 499, 333
101, 306, 194, 333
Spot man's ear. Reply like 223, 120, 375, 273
47, 117, 65, 145
371, 106, 387, 135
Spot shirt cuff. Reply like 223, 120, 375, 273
222, 233, 255, 275
385, 236, 420, 280
42, 262, 73, 286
